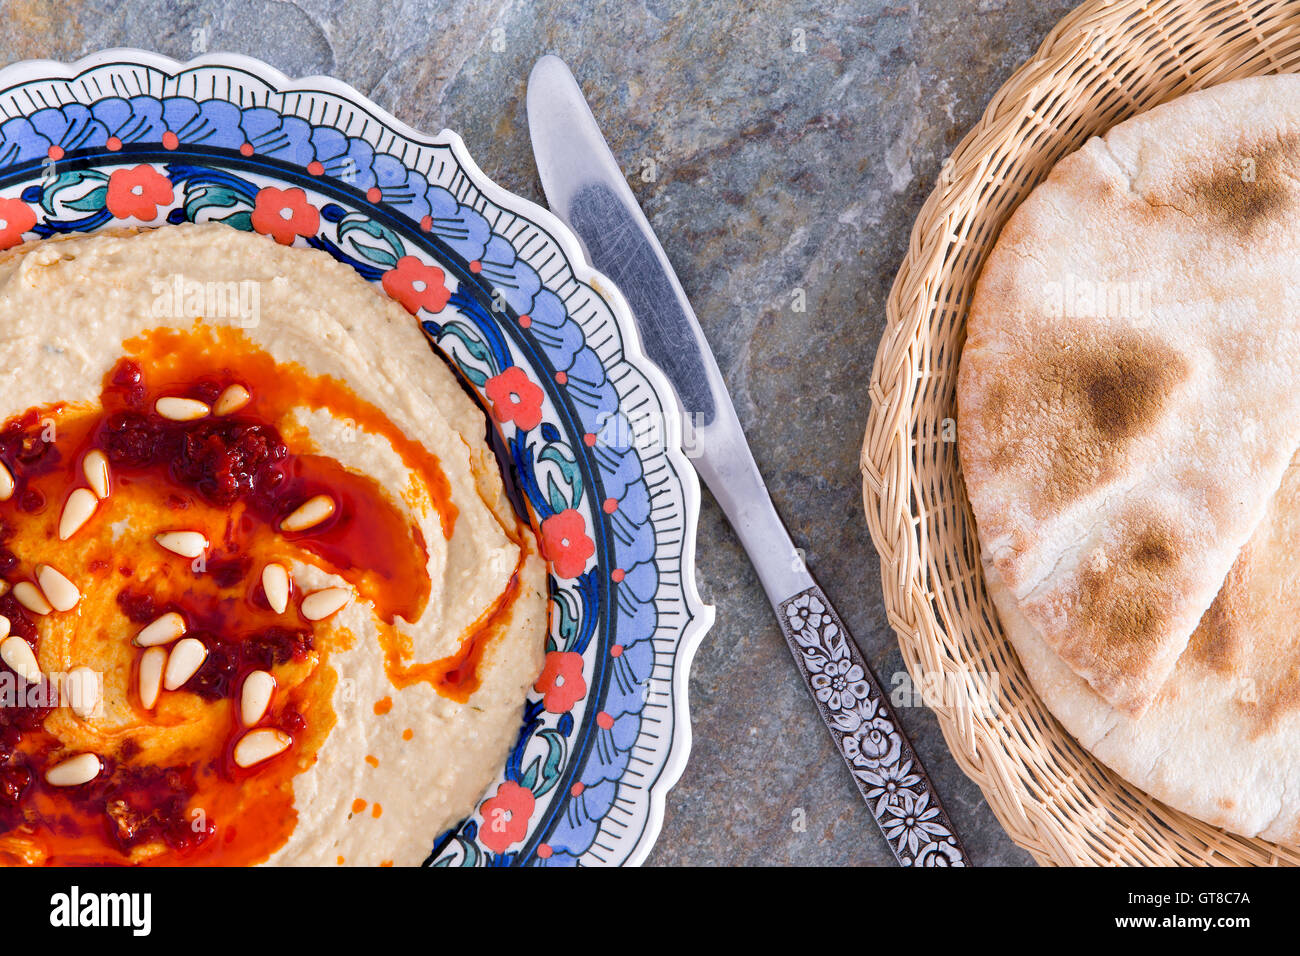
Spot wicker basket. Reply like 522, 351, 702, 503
861, 0, 1300, 866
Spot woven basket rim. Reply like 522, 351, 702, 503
861, 0, 1300, 866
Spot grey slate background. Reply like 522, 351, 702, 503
0, 0, 1084, 865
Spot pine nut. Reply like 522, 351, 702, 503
155, 530, 208, 558
45, 753, 100, 787
82, 450, 110, 499
36, 564, 79, 612
138, 646, 166, 709
280, 495, 336, 532
64, 666, 101, 720
261, 563, 290, 614
240, 670, 275, 726
58, 487, 98, 540
155, 397, 210, 421
12, 581, 51, 615
233, 728, 292, 768
163, 637, 207, 690
0, 635, 41, 683
213, 384, 251, 416
300, 587, 350, 621
134, 612, 186, 647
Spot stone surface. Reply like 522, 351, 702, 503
0, 0, 1084, 866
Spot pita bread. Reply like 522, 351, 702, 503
960, 74, 1300, 717
959, 74, 1300, 840
990, 451, 1300, 842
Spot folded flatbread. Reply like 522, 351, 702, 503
959, 74, 1300, 840
990, 451, 1300, 843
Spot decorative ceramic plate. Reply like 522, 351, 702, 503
0, 49, 713, 866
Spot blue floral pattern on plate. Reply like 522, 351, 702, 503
0, 51, 713, 866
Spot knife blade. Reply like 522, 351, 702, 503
526, 55, 969, 866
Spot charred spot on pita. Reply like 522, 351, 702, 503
1187, 587, 1243, 676
1190, 130, 1300, 232
1074, 344, 1185, 441
1131, 526, 1177, 570
1077, 519, 1181, 651
983, 332, 1187, 508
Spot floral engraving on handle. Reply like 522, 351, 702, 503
781, 588, 967, 866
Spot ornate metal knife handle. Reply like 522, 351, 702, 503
778, 584, 968, 866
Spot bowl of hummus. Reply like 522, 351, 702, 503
0, 51, 713, 866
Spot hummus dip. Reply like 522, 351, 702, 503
0, 223, 547, 865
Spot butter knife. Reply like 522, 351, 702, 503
526, 55, 968, 866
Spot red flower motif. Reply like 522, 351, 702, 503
0, 198, 36, 250
479, 781, 535, 855
534, 651, 587, 713
540, 509, 596, 579
250, 186, 320, 245
484, 366, 544, 432
105, 165, 175, 222
381, 256, 451, 315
